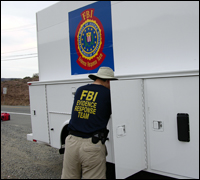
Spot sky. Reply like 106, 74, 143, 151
1, 1, 59, 79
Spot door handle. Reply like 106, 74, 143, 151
117, 125, 126, 138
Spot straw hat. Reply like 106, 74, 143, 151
88, 67, 118, 80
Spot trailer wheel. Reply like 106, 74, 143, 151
61, 125, 69, 145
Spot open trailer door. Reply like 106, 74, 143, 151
110, 79, 147, 179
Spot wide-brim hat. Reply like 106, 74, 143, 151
88, 67, 118, 81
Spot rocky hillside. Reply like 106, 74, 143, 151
1, 77, 39, 106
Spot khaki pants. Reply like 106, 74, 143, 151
61, 135, 107, 179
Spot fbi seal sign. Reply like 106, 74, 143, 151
69, 1, 114, 75
75, 9, 105, 70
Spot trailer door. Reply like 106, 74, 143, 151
29, 85, 49, 143
110, 79, 147, 179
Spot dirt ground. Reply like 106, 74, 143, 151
1, 77, 39, 106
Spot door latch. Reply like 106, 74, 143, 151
153, 121, 164, 131
117, 125, 126, 138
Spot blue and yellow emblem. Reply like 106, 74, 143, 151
77, 19, 102, 60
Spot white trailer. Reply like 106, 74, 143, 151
27, 1, 199, 179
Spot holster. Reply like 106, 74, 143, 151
92, 129, 109, 144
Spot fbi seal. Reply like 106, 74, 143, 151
75, 8, 106, 70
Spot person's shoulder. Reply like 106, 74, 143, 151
78, 84, 90, 88
76, 84, 90, 91
78, 84, 110, 93
92, 84, 110, 94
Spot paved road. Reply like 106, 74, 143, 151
1, 105, 30, 115
1, 108, 64, 179
1, 105, 31, 128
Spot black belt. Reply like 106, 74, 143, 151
69, 129, 109, 144
69, 130, 93, 138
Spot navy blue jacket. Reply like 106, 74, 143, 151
68, 84, 111, 133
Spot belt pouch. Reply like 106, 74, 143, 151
92, 133, 99, 144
